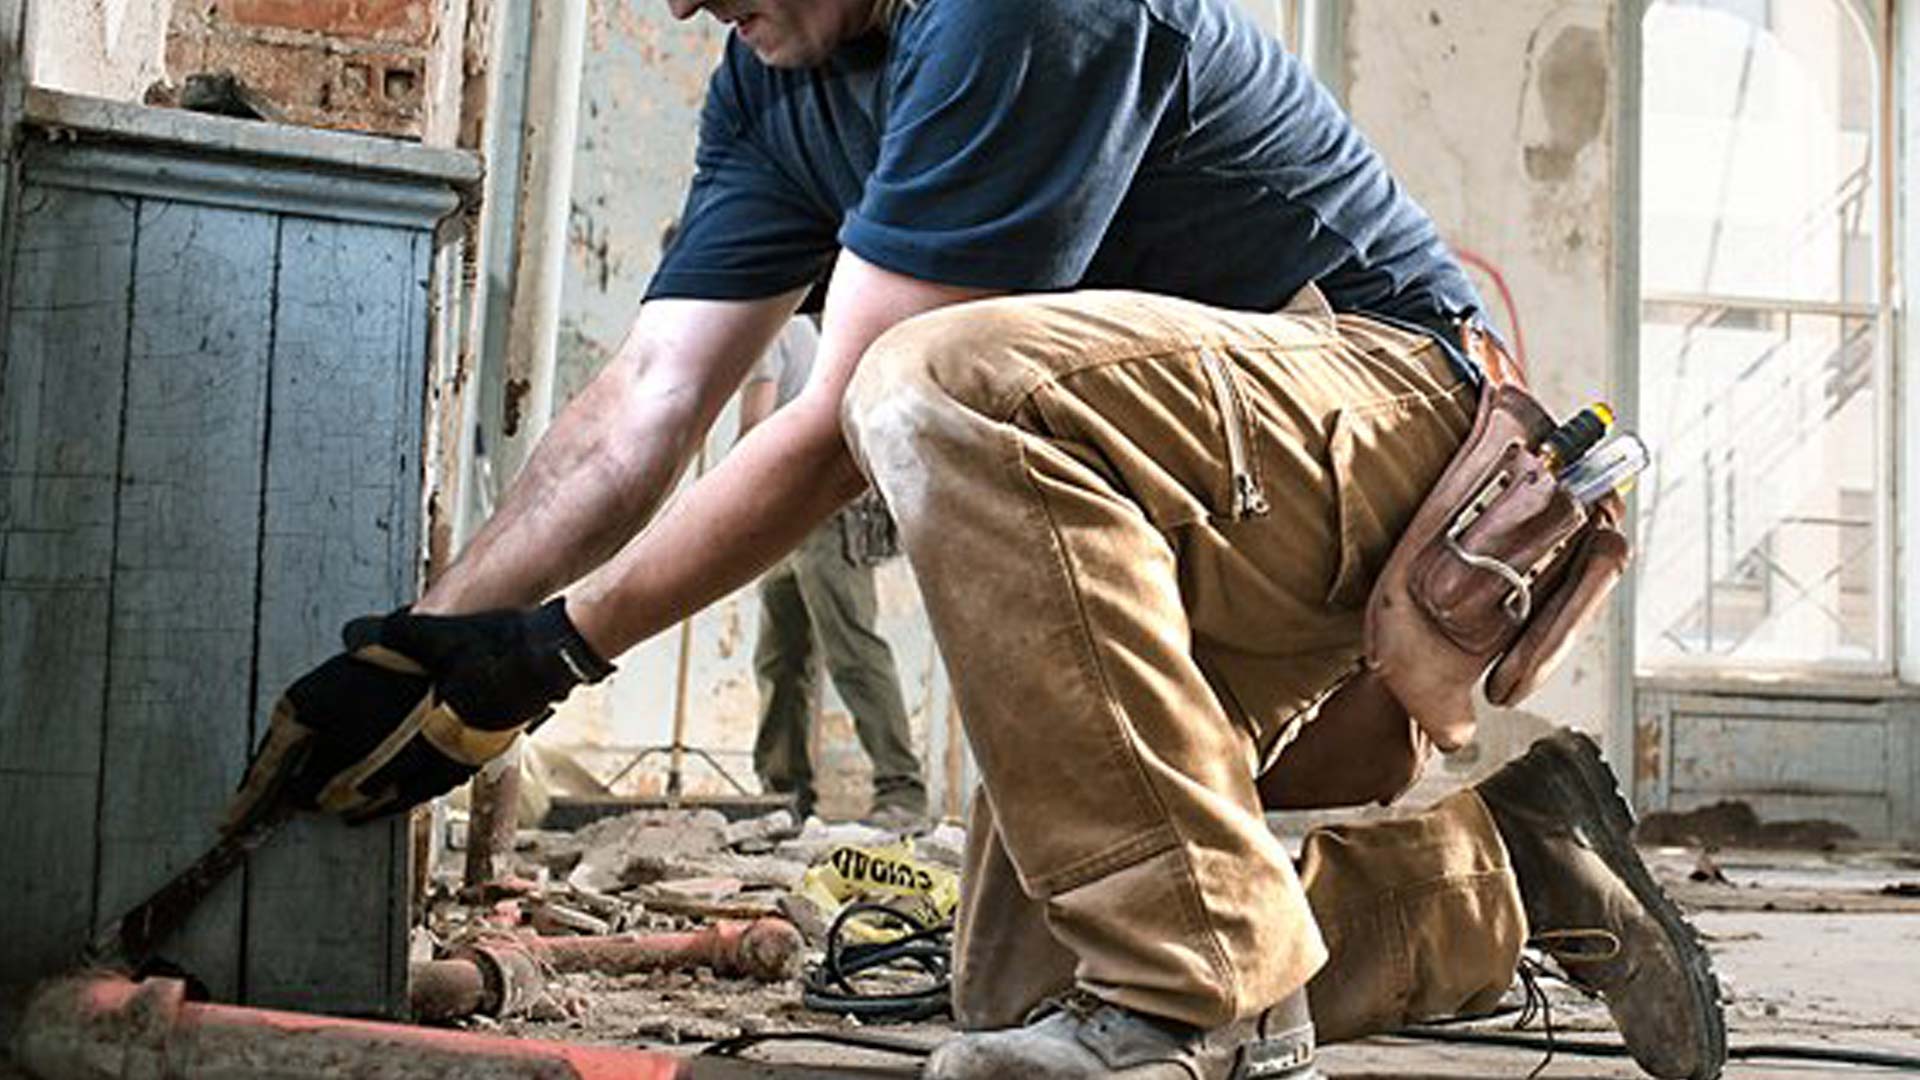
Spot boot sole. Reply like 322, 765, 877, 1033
1543, 730, 1728, 1080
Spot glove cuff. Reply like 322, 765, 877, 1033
533, 596, 617, 685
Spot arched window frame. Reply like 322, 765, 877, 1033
1624, 0, 1898, 681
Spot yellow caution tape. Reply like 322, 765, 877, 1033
795, 841, 958, 942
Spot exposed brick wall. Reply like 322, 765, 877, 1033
226, 0, 430, 41
165, 0, 437, 138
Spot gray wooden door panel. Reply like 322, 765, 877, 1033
1638, 688, 1920, 842
93, 201, 278, 999
1, 187, 135, 980
2, 113, 465, 1009
243, 219, 425, 1016
1671, 714, 1891, 796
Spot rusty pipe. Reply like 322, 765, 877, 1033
525, 918, 804, 982
411, 957, 492, 1022
410, 938, 547, 1022
14, 974, 688, 1080
464, 744, 524, 888
405, 920, 804, 1023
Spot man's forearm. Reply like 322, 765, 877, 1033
417, 294, 798, 615
566, 392, 867, 656
417, 357, 704, 614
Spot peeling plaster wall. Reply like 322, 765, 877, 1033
1343, 0, 1621, 780
30, 0, 172, 100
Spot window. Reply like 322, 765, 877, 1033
1636, 0, 1888, 672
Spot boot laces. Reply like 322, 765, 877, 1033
1508, 929, 1618, 1080
1026, 987, 1110, 1025
1512, 956, 1558, 1080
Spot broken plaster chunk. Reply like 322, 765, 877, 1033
724, 809, 798, 850
530, 901, 613, 937
915, 823, 968, 868
773, 819, 896, 863
563, 810, 733, 893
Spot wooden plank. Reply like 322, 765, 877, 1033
92, 201, 276, 999
244, 220, 426, 1016
0, 185, 135, 984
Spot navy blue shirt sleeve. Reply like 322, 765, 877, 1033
841, 0, 1187, 290
646, 48, 839, 303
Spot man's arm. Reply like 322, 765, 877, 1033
735, 368, 779, 442
418, 291, 802, 614
567, 251, 995, 656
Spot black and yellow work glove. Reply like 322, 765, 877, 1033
222, 598, 615, 832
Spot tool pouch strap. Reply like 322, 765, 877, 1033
1363, 384, 1631, 752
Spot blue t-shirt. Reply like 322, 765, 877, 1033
649, 0, 1482, 355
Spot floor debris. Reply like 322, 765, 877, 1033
10, 807, 1918, 1078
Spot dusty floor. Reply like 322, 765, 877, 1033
475, 832, 1920, 1078
7, 815, 1916, 1079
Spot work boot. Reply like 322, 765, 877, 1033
864, 802, 928, 835
1476, 729, 1727, 1080
923, 989, 1317, 1079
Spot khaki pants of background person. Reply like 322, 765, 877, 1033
842, 287, 1527, 1035
753, 519, 928, 817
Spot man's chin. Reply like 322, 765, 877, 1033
753, 45, 828, 69
737, 31, 830, 69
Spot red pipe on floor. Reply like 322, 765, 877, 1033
526, 918, 805, 981
405, 919, 807, 1022
14, 974, 689, 1080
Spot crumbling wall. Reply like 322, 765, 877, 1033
164, 0, 435, 136
29, 0, 173, 100
1343, 0, 1622, 781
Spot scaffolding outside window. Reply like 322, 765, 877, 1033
1636, 0, 1889, 674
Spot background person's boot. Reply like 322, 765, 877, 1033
1476, 729, 1726, 1080
923, 988, 1317, 1079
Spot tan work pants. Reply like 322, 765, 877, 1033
841, 288, 1525, 1034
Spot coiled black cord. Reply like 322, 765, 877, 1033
796, 901, 953, 1023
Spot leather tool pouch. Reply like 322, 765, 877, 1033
1364, 384, 1631, 752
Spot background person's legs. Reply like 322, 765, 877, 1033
752, 554, 819, 815
845, 288, 1474, 1031
789, 524, 928, 816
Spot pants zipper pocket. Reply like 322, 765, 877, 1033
1199, 349, 1270, 520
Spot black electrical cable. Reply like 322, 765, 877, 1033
707, 1025, 1920, 1072
712, 924, 1920, 1072
703, 1029, 941, 1060
795, 901, 954, 1023
1391, 1028, 1920, 1071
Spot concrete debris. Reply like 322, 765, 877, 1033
724, 809, 800, 852
914, 822, 969, 869
399, 811, 1920, 1073
530, 900, 614, 937
769, 818, 901, 864
1638, 799, 1860, 850
557, 809, 731, 892
1690, 850, 1732, 886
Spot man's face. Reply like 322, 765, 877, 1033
666, 0, 877, 68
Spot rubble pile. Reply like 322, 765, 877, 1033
413, 808, 968, 1044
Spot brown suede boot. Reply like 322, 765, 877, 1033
1476, 729, 1726, 1080
923, 988, 1317, 1079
